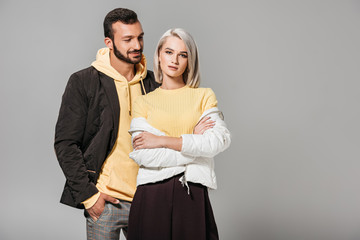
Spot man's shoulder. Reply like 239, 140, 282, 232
71, 66, 98, 79
64, 66, 102, 94
144, 69, 154, 81
142, 70, 160, 93
67, 66, 102, 89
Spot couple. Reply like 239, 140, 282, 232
54, 8, 231, 240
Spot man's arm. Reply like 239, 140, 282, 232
54, 73, 98, 206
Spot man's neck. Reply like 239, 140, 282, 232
109, 53, 136, 82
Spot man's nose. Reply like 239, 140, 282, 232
133, 39, 141, 50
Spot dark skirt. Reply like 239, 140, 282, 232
127, 174, 219, 240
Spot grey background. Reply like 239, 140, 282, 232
1, 0, 360, 239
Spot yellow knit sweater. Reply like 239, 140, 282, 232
132, 85, 218, 137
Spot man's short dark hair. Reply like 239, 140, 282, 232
104, 8, 138, 40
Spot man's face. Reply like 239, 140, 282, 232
110, 21, 144, 64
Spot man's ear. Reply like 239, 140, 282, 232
104, 37, 113, 50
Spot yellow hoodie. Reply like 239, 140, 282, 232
82, 48, 147, 208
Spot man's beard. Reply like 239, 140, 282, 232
113, 43, 143, 64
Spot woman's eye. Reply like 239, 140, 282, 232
165, 51, 172, 54
180, 54, 188, 58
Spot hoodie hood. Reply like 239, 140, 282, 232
91, 48, 148, 116
91, 47, 147, 85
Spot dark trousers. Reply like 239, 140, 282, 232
127, 175, 219, 240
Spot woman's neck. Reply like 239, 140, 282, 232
161, 76, 185, 90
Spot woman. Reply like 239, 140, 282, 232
127, 28, 231, 240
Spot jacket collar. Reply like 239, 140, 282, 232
99, 72, 120, 131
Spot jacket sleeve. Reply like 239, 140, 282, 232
181, 111, 231, 158
54, 73, 98, 206
129, 130, 195, 167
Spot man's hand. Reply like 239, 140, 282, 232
194, 117, 215, 134
86, 193, 119, 221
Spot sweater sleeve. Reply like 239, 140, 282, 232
181, 110, 231, 158
202, 88, 218, 112
82, 192, 100, 209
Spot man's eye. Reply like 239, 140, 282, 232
124, 39, 131, 42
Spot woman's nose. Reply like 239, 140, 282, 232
171, 55, 178, 64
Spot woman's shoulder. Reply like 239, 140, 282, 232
193, 87, 218, 110
190, 87, 216, 99
190, 86, 215, 93
147, 86, 163, 96
136, 87, 160, 101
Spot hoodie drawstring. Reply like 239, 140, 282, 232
127, 82, 132, 116
140, 76, 146, 95
128, 77, 146, 116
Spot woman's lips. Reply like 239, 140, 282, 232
168, 66, 178, 70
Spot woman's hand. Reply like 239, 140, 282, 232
194, 116, 215, 134
133, 132, 183, 151
133, 132, 163, 150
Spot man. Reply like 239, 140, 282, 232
54, 8, 159, 239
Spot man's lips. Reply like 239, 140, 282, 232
129, 51, 141, 57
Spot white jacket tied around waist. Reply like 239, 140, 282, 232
128, 107, 231, 189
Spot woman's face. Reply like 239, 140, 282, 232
159, 36, 188, 81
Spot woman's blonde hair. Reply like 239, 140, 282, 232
154, 28, 200, 88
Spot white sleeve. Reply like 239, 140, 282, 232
129, 131, 195, 168
181, 111, 231, 158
